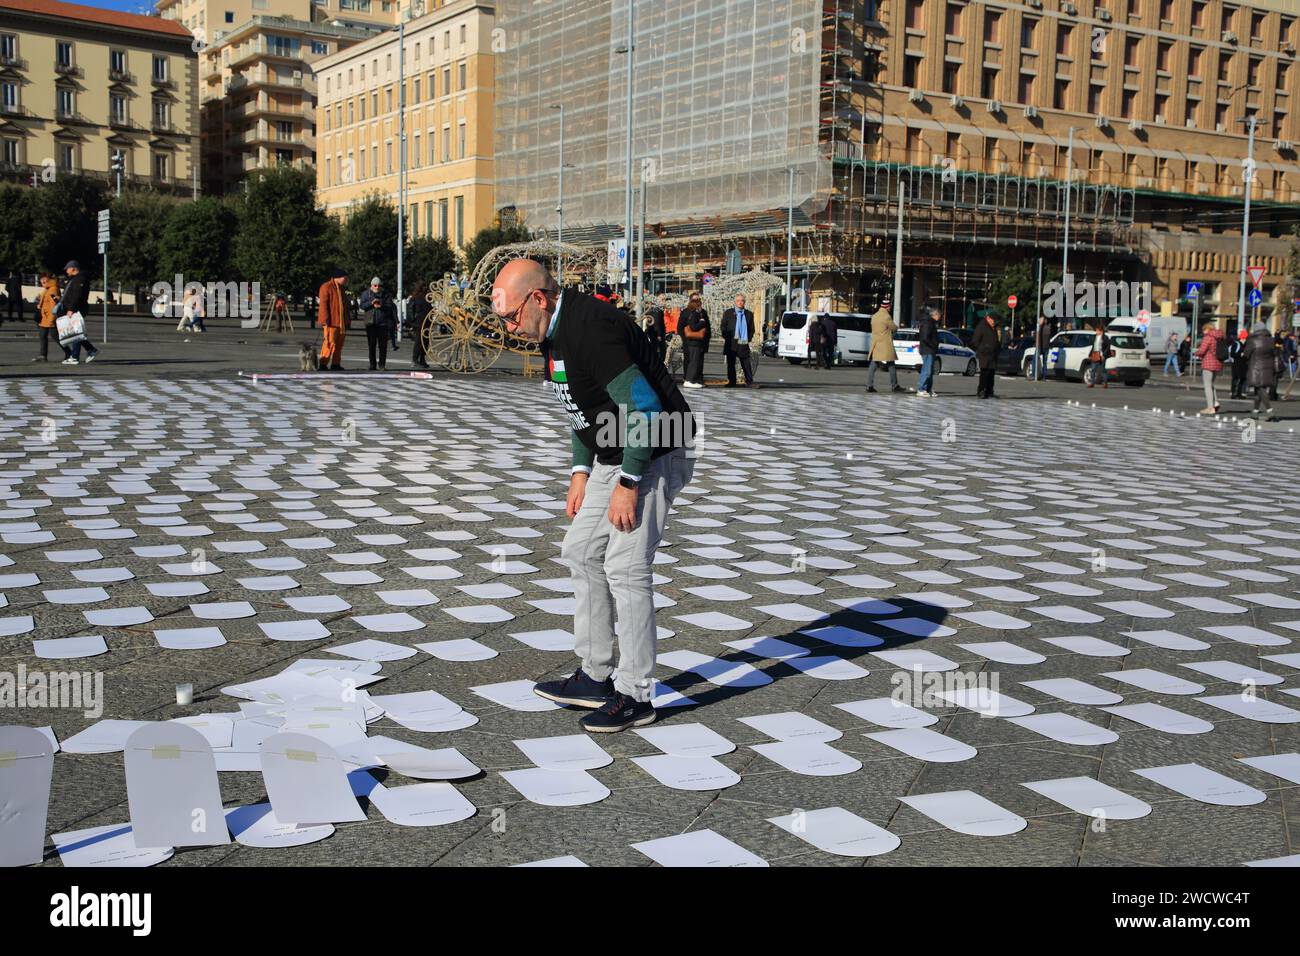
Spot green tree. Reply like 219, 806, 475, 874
158, 197, 238, 282
233, 166, 338, 298
985, 260, 1061, 333
405, 235, 458, 288
338, 193, 398, 291
461, 221, 531, 277
109, 189, 176, 294
0, 185, 35, 272
29, 175, 105, 275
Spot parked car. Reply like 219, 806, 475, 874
777, 311, 873, 365
997, 334, 1034, 376
1108, 315, 1188, 358
1023, 330, 1151, 385
892, 328, 980, 375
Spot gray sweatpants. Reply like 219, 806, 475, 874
561, 447, 693, 702
1203, 369, 1218, 409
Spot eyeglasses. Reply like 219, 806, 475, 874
501, 286, 557, 331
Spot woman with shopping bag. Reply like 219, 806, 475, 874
53, 260, 101, 365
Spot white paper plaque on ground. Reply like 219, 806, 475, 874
1237, 753, 1300, 785
768, 806, 900, 858
356, 775, 477, 826
515, 855, 588, 867
1195, 694, 1300, 724
632, 828, 766, 867
513, 734, 612, 771
630, 754, 740, 791
1040, 635, 1130, 658
124, 723, 230, 847
0, 726, 55, 866
154, 626, 227, 650
957, 641, 1046, 665
1102, 669, 1205, 696
259, 619, 330, 642
260, 732, 366, 824
785, 656, 870, 681
634, 722, 735, 757
866, 727, 977, 762
33, 635, 108, 659
1101, 703, 1214, 735
870, 648, 958, 672
1181, 660, 1281, 686
899, 790, 1026, 836
1020, 678, 1123, 706
835, 697, 937, 728
51, 824, 173, 867
751, 740, 861, 776
1006, 713, 1118, 746
737, 711, 841, 743
326, 639, 417, 662
416, 638, 497, 661
1022, 777, 1151, 820
1133, 763, 1267, 806
1123, 629, 1210, 651
470, 680, 561, 712
62, 719, 151, 754
225, 803, 334, 848
500, 767, 610, 806
657, 649, 771, 687
935, 686, 1034, 718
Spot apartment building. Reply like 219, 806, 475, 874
314, 0, 495, 251
494, 0, 1300, 329
0, 0, 198, 192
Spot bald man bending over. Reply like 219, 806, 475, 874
492, 260, 695, 732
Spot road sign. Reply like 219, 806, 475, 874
97, 209, 110, 223
1248, 266, 1266, 288
1185, 281, 1202, 299
97, 242, 105, 254
1007, 294, 1018, 309
1247, 288, 1263, 308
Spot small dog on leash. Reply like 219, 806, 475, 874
298, 343, 319, 371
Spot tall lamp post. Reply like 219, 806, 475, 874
550, 103, 565, 284
1236, 113, 1259, 336
1061, 126, 1079, 284
617, 1, 635, 292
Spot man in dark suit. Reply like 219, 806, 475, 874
720, 293, 756, 387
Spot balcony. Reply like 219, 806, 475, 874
0, 102, 26, 117
108, 68, 134, 84
0, 54, 26, 70
108, 114, 138, 130
151, 74, 176, 90
54, 61, 82, 78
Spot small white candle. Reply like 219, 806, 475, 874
176, 683, 193, 706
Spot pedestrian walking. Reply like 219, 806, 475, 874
490, 259, 694, 733
1194, 321, 1226, 413
819, 312, 838, 369
178, 287, 206, 332
1284, 331, 1298, 379
34, 273, 69, 362
271, 293, 292, 333
645, 294, 667, 367
662, 300, 682, 378
1229, 329, 1249, 398
1244, 322, 1279, 421
679, 291, 709, 389
359, 276, 395, 371
1086, 321, 1111, 388
4, 270, 22, 324
1177, 334, 1192, 376
53, 260, 99, 365
972, 312, 1000, 398
721, 293, 756, 387
866, 296, 902, 392
317, 269, 349, 372
807, 314, 824, 369
409, 280, 430, 368
916, 305, 940, 397
1163, 331, 1182, 376
1033, 315, 1052, 380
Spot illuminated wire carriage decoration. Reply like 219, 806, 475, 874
420, 240, 603, 374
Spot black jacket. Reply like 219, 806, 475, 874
55, 272, 90, 317
971, 320, 1000, 364
918, 314, 940, 356
645, 306, 665, 344
720, 307, 754, 346
821, 315, 838, 347
680, 307, 710, 350
358, 288, 395, 326
1243, 329, 1278, 388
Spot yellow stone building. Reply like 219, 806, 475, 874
314, 0, 496, 250
0, 0, 198, 191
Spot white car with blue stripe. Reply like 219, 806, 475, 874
892, 328, 980, 376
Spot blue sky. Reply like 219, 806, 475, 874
81, 0, 160, 14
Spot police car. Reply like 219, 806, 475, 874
892, 328, 980, 376
1022, 330, 1151, 386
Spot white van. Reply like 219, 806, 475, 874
1108, 315, 1187, 358
777, 311, 873, 365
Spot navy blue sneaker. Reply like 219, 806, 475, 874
580, 692, 657, 733
533, 667, 614, 709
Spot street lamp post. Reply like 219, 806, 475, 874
1236, 114, 1258, 336
1061, 126, 1078, 282
620, 1, 635, 292
550, 103, 565, 284
786, 166, 795, 313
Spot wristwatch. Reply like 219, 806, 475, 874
618, 475, 639, 490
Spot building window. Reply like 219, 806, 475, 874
1017, 73, 1033, 103
56, 41, 72, 68
1222, 6, 1236, 33
153, 99, 168, 129
458, 62, 466, 90
1247, 57, 1261, 86
438, 198, 448, 237
110, 93, 126, 123
413, 132, 420, 167
429, 128, 436, 164
1188, 46, 1203, 77
457, 122, 465, 158
1125, 36, 1140, 66
905, 0, 922, 30
1087, 84, 1101, 113
57, 87, 74, 117
413, 77, 420, 101
324, 156, 331, 184
110, 49, 126, 75
0, 34, 15, 63
1154, 93, 1168, 122
385, 140, 392, 174
1159, 0, 1173, 22
1021, 18, 1037, 49
1218, 53, 1232, 82
1156, 42, 1171, 71
3, 138, 19, 164
424, 201, 432, 237
359, 147, 366, 179
903, 54, 919, 87
225, 11, 233, 22
1056, 25, 1072, 55
312, 41, 328, 55
153, 56, 167, 82
441, 124, 449, 161
442, 67, 450, 95
1122, 88, 1136, 117
1053, 78, 1069, 109
1, 81, 17, 110
1192, 1, 1207, 27
454, 195, 463, 246
984, 11, 1001, 43
459, 24, 466, 44
59, 143, 75, 170
980, 68, 998, 99
946, 3, 962, 36
943, 62, 960, 93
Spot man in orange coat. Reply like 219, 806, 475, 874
317, 269, 348, 371
35, 273, 68, 363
